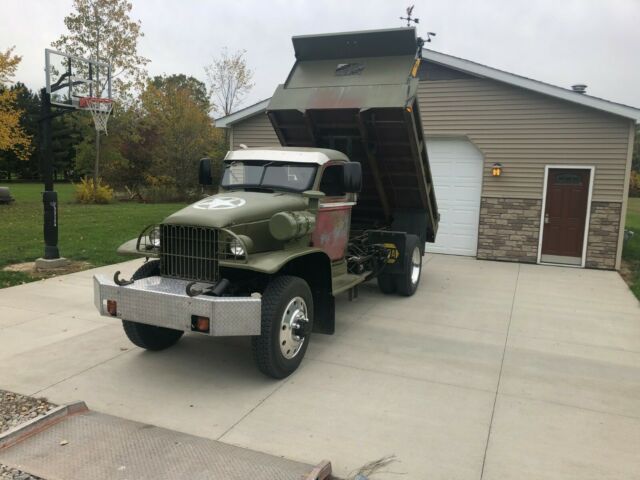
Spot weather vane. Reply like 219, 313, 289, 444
400, 5, 419, 27
400, 6, 437, 42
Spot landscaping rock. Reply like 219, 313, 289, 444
0, 390, 55, 480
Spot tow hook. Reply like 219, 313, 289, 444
292, 317, 311, 338
113, 271, 134, 286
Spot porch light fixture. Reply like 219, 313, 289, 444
491, 163, 503, 177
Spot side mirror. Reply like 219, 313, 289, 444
198, 158, 213, 186
343, 162, 362, 193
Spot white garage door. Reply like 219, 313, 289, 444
426, 138, 483, 256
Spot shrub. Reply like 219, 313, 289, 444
140, 175, 189, 203
74, 177, 114, 204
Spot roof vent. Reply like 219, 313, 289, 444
571, 84, 587, 94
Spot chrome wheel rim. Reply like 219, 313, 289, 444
411, 247, 421, 285
279, 296, 307, 359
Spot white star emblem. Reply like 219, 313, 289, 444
194, 196, 246, 210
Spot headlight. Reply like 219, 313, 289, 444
148, 226, 161, 248
229, 238, 245, 257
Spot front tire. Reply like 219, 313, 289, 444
122, 320, 184, 351
121, 260, 184, 351
252, 276, 313, 379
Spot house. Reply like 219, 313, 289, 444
216, 47, 640, 270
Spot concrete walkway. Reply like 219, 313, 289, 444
0, 254, 639, 479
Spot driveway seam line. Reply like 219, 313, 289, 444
310, 357, 496, 394
216, 376, 292, 442
29, 347, 137, 397
498, 391, 640, 422
1, 323, 117, 363
359, 316, 507, 336
480, 263, 520, 480
506, 331, 640, 355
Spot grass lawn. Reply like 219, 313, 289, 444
1, 183, 639, 299
623, 197, 640, 300
0, 183, 184, 288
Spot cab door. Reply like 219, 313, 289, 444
311, 164, 354, 261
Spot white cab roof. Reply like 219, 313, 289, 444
225, 147, 348, 165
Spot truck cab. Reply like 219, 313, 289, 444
93, 27, 439, 379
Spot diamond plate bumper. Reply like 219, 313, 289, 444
93, 275, 261, 336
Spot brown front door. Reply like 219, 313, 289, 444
541, 169, 590, 261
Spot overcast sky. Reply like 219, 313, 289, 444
2, 0, 639, 114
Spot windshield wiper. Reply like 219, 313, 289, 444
257, 161, 275, 186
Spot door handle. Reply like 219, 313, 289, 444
544, 214, 550, 224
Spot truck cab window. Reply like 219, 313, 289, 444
221, 161, 316, 192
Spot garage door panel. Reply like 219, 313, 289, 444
450, 209, 478, 227
426, 139, 483, 256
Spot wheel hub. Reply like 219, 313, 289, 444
411, 247, 421, 285
279, 296, 308, 359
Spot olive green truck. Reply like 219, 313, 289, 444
94, 28, 439, 378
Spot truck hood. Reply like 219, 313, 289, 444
163, 191, 308, 228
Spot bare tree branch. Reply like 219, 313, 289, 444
205, 48, 254, 117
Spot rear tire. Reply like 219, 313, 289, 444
252, 276, 313, 379
121, 260, 184, 351
396, 234, 422, 297
377, 274, 396, 294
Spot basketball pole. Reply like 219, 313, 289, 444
39, 88, 61, 261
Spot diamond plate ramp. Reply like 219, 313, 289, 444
0, 410, 317, 480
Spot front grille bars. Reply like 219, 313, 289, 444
136, 224, 248, 284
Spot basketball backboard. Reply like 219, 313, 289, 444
45, 48, 112, 109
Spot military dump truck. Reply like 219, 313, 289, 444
94, 28, 439, 378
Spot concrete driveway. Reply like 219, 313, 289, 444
1, 254, 639, 479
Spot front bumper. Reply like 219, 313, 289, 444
93, 275, 261, 336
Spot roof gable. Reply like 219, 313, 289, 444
216, 49, 640, 127
421, 49, 640, 121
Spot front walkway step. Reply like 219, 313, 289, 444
0, 407, 330, 480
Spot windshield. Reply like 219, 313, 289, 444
221, 161, 317, 192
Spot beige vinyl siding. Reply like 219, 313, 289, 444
229, 77, 632, 203
231, 113, 279, 149
418, 78, 632, 202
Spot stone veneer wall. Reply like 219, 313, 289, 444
477, 198, 621, 269
585, 201, 621, 270
477, 198, 542, 263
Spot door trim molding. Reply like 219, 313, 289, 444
536, 165, 595, 268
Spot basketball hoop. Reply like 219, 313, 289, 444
79, 97, 114, 134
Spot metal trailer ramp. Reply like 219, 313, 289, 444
0, 406, 331, 480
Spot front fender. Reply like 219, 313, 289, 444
116, 237, 159, 258
219, 247, 328, 274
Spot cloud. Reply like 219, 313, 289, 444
2, 0, 638, 109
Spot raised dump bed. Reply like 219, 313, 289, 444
267, 27, 439, 243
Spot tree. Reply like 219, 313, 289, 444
0, 48, 31, 163
140, 75, 223, 194
0, 83, 41, 180
150, 74, 210, 112
51, 110, 86, 180
205, 48, 254, 117
52, 0, 149, 190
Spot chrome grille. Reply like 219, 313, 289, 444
160, 225, 219, 282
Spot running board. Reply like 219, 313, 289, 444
332, 271, 370, 295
